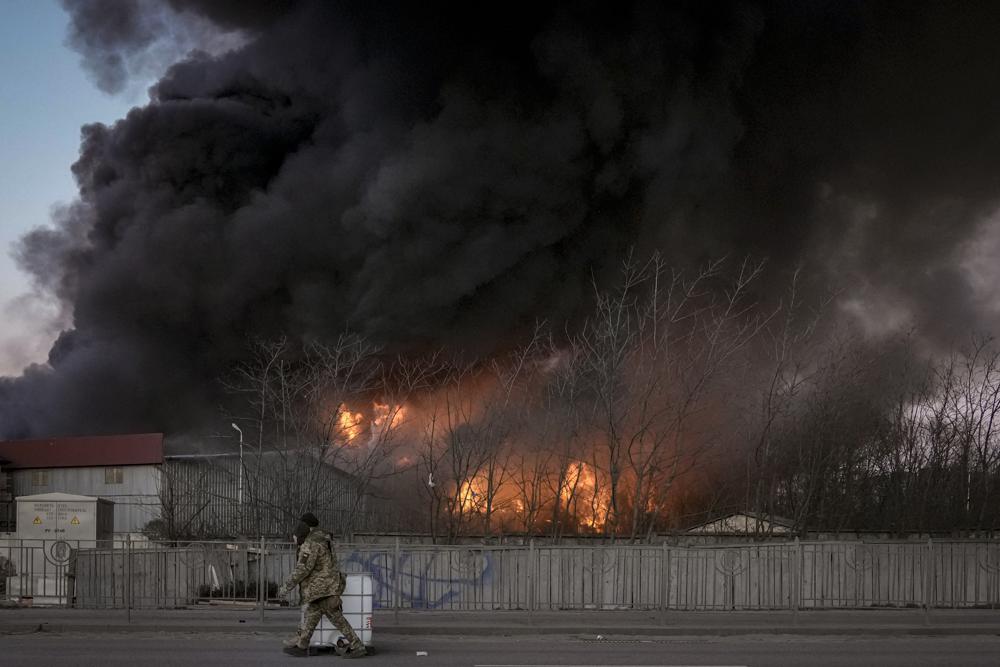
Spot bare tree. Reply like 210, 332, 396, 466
573, 253, 773, 538
151, 460, 216, 541
222, 333, 436, 537
737, 268, 829, 536
940, 337, 1000, 533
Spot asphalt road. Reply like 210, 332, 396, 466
4, 633, 1000, 666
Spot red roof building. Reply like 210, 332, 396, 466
0, 433, 164, 470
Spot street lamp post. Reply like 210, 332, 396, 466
232, 423, 244, 532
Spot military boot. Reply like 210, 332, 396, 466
282, 635, 301, 648
342, 644, 367, 658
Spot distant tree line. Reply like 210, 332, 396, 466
724, 333, 1000, 537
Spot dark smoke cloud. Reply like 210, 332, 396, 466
60, 0, 250, 93
3, 0, 1000, 438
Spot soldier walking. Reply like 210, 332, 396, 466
279, 512, 366, 658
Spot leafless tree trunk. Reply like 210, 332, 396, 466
223, 333, 435, 537
573, 252, 773, 538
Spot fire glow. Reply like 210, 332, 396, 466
337, 404, 365, 443
331, 391, 664, 534
336, 401, 407, 446
561, 461, 610, 530
372, 402, 406, 434
459, 473, 490, 513
458, 473, 528, 516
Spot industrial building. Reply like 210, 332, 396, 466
0, 433, 163, 534
0, 433, 391, 537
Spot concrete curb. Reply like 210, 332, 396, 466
0, 623, 288, 635
2, 622, 999, 637
382, 625, 1000, 637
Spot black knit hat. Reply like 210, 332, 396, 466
300, 512, 319, 527
292, 522, 310, 545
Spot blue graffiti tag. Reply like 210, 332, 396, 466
344, 549, 493, 609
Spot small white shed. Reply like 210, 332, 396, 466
687, 511, 794, 535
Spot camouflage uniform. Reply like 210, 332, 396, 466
280, 527, 363, 652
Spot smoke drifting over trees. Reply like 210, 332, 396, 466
3, 0, 1000, 445
192, 261, 1000, 539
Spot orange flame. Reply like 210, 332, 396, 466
337, 403, 364, 443
335, 401, 409, 446
459, 473, 490, 513
560, 461, 610, 530
371, 401, 406, 437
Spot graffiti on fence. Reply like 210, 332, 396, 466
344, 549, 493, 609
846, 544, 876, 571
977, 544, 1000, 573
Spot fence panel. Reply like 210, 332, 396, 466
1, 538, 83, 605
5, 537, 1000, 611
930, 540, 1000, 607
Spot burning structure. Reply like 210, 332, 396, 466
3, 2, 1000, 539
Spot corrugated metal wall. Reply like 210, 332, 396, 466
10, 465, 161, 534
0, 467, 12, 532
159, 454, 387, 537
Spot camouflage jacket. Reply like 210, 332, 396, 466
283, 528, 345, 603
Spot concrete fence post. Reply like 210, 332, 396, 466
660, 540, 668, 613
792, 537, 801, 626
259, 536, 265, 623
923, 537, 932, 626
393, 536, 401, 624
598, 546, 605, 611
528, 538, 536, 613
125, 534, 131, 623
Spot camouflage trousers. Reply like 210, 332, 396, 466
295, 594, 363, 650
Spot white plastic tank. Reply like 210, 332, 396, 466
310, 574, 374, 647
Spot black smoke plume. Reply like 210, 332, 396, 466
3, 1, 1000, 438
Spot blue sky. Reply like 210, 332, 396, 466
0, 0, 135, 373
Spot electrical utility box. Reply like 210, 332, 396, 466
6, 493, 115, 604
15, 492, 114, 546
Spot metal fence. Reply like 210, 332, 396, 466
4, 537, 1000, 611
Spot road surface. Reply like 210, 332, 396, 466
4, 632, 1000, 666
